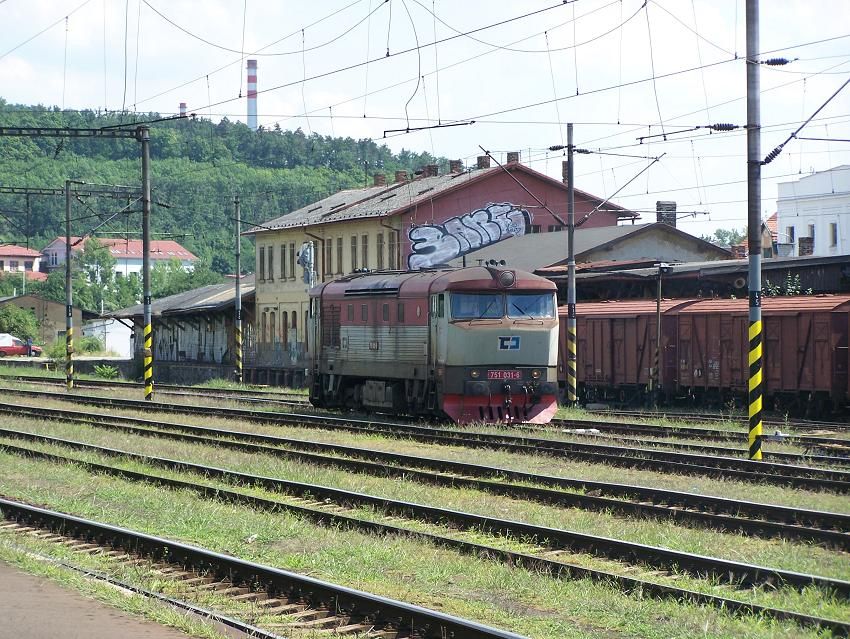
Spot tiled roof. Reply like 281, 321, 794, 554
0, 245, 41, 258
44, 237, 198, 261
247, 163, 636, 234
765, 213, 778, 240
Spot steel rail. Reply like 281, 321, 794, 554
1, 432, 849, 599
1, 389, 847, 492
2, 404, 848, 548
0, 497, 526, 639
587, 409, 850, 431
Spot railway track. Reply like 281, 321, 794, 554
588, 408, 850, 431
2, 388, 848, 491
2, 403, 848, 548
0, 497, 523, 638
1, 441, 848, 635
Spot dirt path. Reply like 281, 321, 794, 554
0, 560, 197, 639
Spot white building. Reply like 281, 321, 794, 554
775, 166, 850, 257
82, 317, 133, 358
0, 245, 43, 278
42, 237, 198, 277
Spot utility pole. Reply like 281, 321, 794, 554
565, 124, 577, 406
746, 0, 763, 461
140, 126, 154, 401
234, 195, 243, 384
64, 180, 74, 391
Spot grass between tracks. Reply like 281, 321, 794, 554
0, 451, 842, 639
3, 393, 847, 515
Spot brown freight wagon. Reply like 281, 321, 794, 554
559, 294, 850, 414
669, 295, 850, 414
560, 299, 694, 404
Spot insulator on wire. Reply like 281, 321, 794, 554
762, 57, 791, 66
762, 145, 783, 165
709, 123, 738, 131
548, 145, 566, 151
575, 148, 592, 154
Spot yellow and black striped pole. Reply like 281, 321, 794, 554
746, 0, 762, 460
140, 126, 154, 401
565, 124, 578, 405
64, 180, 74, 391
234, 194, 243, 384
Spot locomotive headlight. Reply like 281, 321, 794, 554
531, 369, 542, 379
470, 369, 480, 379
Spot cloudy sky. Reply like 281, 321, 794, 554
1, 0, 849, 237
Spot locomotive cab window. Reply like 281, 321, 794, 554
450, 293, 502, 320
506, 293, 556, 319
382, 303, 389, 322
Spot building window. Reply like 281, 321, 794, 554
0, 260, 4, 270
808, 224, 815, 240
24, 261, 33, 271
831, 222, 838, 247
397, 303, 405, 323
376, 232, 385, 270
350, 236, 358, 272
259, 247, 265, 280
786, 226, 795, 244
347, 304, 353, 321
547, 225, 564, 232
49, 252, 58, 266
336, 238, 343, 274
361, 234, 369, 269
382, 303, 389, 322
529, 225, 541, 234
361, 304, 368, 321
388, 231, 397, 270
324, 240, 333, 276
280, 244, 286, 279
269, 312, 276, 342
9, 260, 18, 270
288, 242, 296, 279
267, 245, 274, 281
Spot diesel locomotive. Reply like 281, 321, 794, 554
308, 266, 559, 423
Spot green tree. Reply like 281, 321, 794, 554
0, 304, 38, 339
701, 227, 746, 247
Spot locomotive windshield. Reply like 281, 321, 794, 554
507, 292, 556, 319
450, 292, 556, 320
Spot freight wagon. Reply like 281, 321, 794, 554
561, 295, 850, 415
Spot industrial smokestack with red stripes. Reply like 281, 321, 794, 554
179, 102, 187, 118
247, 59, 258, 131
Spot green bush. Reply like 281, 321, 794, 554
0, 305, 38, 340
93, 364, 119, 379
45, 340, 66, 360
79, 336, 104, 353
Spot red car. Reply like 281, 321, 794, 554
0, 333, 42, 357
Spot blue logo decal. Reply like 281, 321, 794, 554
498, 336, 520, 350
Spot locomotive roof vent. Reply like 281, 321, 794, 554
498, 270, 516, 288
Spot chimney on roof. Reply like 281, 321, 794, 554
656, 201, 677, 228
506, 151, 520, 164
394, 170, 408, 183
424, 164, 439, 177
477, 155, 490, 169
373, 173, 387, 187
449, 159, 463, 173
730, 244, 748, 258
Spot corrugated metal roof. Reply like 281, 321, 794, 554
247, 163, 637, 234
673, 294, 850, 314
109, 274, 255, 319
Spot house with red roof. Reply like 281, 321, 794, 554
0, 244, 45, 281
41, 237, 199, 277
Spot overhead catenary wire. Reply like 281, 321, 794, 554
0, 0, 92, 62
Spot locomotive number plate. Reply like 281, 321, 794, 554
488, 370, 521, 380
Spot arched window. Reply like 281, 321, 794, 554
281, 311, 288, 345
269, 312, 276, 343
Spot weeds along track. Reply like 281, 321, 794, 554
0, 497, 523, 639
1, 440, 849, 636
1, 389, 848, 491
0, 374, 309, 406
1, 404, 848, 549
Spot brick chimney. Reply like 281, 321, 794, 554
424, 164, 439, 177
506, 151, 520, 164
656, 201, 677, 228
449, 159, 463, 173
394, 170, 408, 183
373, 173, 387, 187
477, 155, 491, 169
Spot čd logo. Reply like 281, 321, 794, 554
498, 336, 520, 350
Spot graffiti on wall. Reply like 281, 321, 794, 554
407, 202, 531, 269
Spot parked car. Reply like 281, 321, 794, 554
0, 333, 43, 357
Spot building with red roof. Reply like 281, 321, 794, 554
0, 244, 43, 280
41, 237, 199, 277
